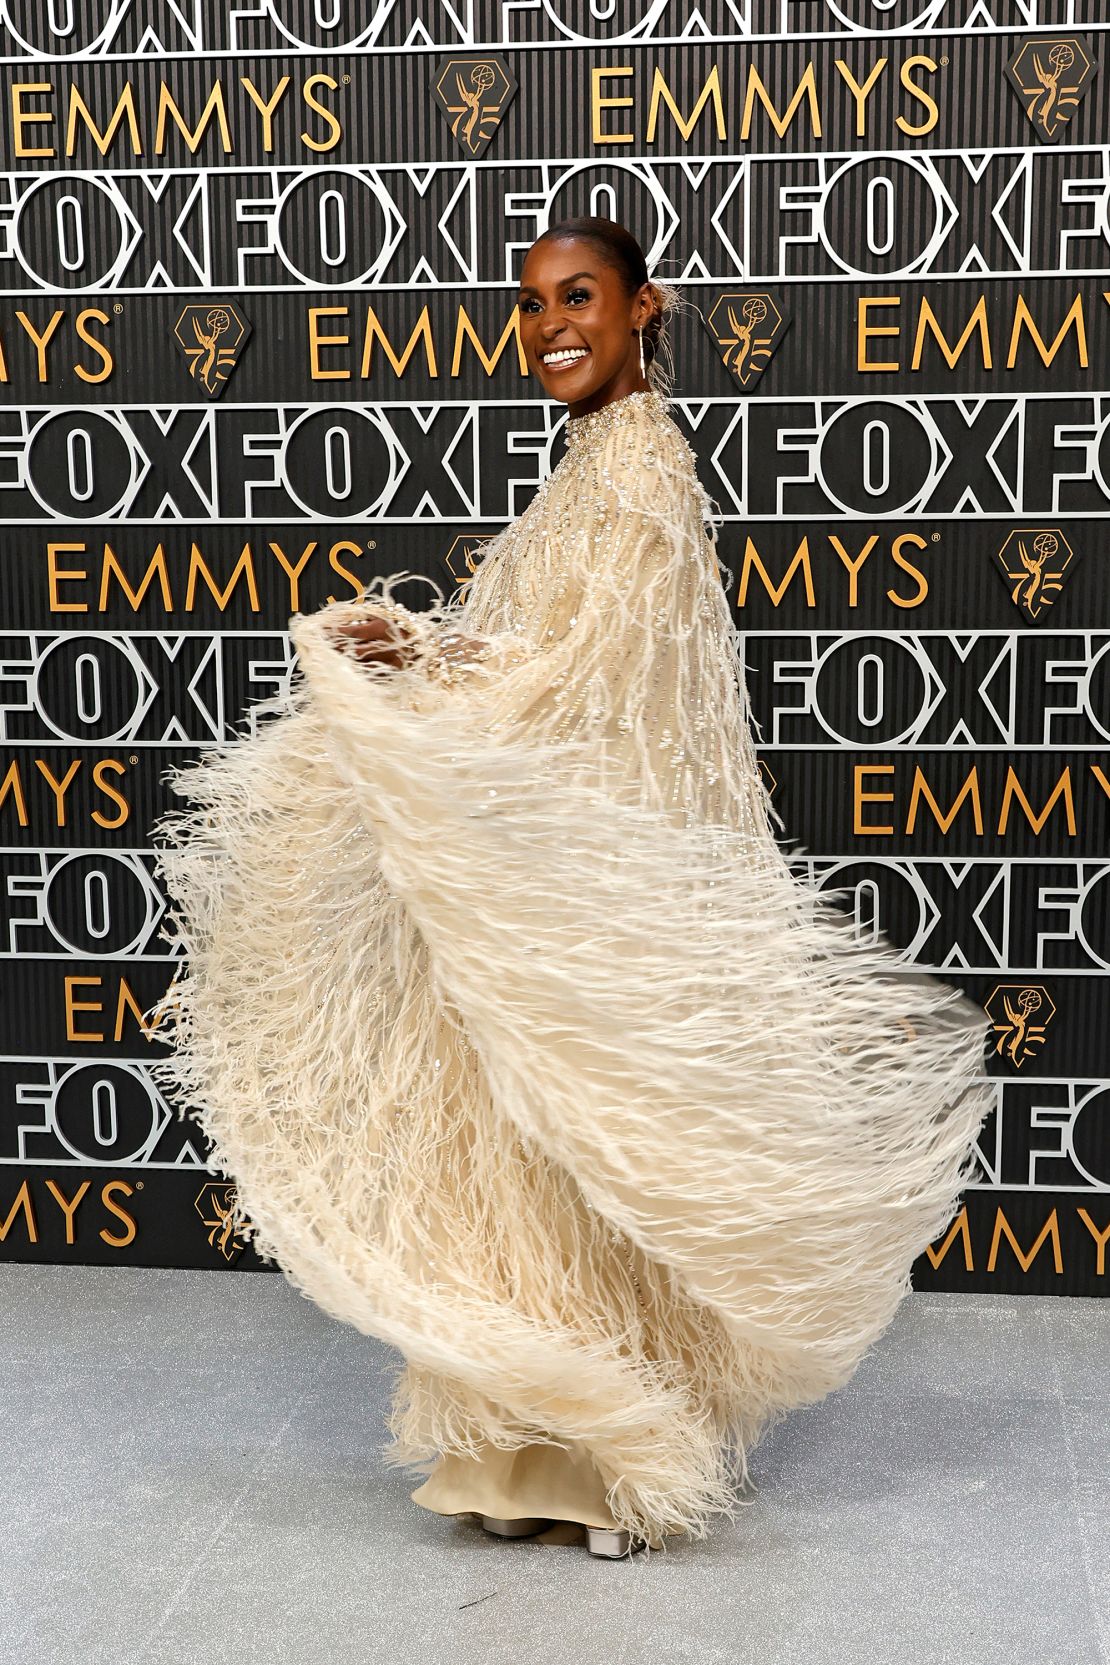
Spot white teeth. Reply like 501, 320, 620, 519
542, 348, 589, 365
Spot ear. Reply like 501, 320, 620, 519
634, 281, 655, 329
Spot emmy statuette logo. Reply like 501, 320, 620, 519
194, 1181, 252, 1262
172, 302, 252, 399
1005, 36, 1098, 143
445, 532, 495, 586
994, 529, 1075, 623
704, 292, 790, 392
432, 55, 518, 157
985, 985, 1056, 1068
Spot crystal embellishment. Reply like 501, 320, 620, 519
564, 389, 669, 451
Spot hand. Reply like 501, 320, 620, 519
331, 612, 416, 670
434, 628, 489, 666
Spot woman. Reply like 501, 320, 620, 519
149, 217, 992, 1559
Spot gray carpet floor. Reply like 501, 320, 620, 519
1, 1266, 1105, 1665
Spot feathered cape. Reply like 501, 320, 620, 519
148, 389, 991, 1543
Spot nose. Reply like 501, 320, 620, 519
537, 300, 571, 335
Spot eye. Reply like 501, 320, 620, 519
515, 291, 595, 313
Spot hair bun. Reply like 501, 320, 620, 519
644, 277, 684, 397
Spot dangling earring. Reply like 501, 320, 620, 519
638, 326, 646, 378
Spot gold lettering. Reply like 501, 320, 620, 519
241, 74, 290, 150
987, 1206, 1063, 1275
834, 58, 886, 137
308, 306, 351, 380
923, 1208, 973, 1271
907, 767, 984, 836
1090, 763, 1110, 805
997, 767, 1076, 837
268, 540, 318, 613
828, 534, 878, 607
91, 760, 130, 830
1077, 1208, 1110, 1277
360, 304, 438, 379
114, 977, 156, 1043
450, 306, 528, 377
592, 66, 634, 144
0, 758, 128, 830
100, 1181, 138, 1247
897, 55, 939, 136
155, 81, 233, 155
65, 82, 141, 156
75, 308, 113, 383
328, 540, 365, 599
857, 296, 900, 372
11, 83, 53, 158
45, 1180, 90, 1246
854, 763, 895, 835
740, 62, 821, 140
911, 295, 992, 371
0, 761, 29, 826
48, 543, 88, 612
737, 536, 815, 608
0, 1181, 37, 1244
1006, 293, 1088, 370
100, 542, 172, 612
646, 64, 726, 143
15, 309, 64, 382
65, 974, 105, 1043
301, 73, 341, 152
185, 542, 261, 612
887, 533, 929, 608
37, 759, 82, 828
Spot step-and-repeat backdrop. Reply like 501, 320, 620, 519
0, 2, 1106, 1294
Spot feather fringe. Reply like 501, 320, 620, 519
147, 393, 991, 1542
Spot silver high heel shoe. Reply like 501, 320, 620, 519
479, 1516, 648, 1556
585, 1527, 648, 1558
479, 1515, 552, 1538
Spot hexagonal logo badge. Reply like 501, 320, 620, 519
444, 531, 495, 588
172, 301, 251, 399
1005, 36, 1098, 143
704, 291, 790, 392
194, 1181, 252, 1262
994, 528, 1076, 623
432, 54, 517, 157
985, 984, 1056, 1069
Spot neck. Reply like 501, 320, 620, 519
567, 386, 656, 422
567, 371, 651, 420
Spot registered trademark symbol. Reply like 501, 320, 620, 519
939, 56, 949, 66
366, 539, 377, 550
136, 1180, 144, 1189
930, 532, 941, 543
113, 303, 123, 314
129, 754, 138, 764
342, 74, 351, 84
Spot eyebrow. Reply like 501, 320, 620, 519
516, 271, 597, 295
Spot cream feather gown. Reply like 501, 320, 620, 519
148, 388, 992, 1547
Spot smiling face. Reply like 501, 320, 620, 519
516, 235, 656, 418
